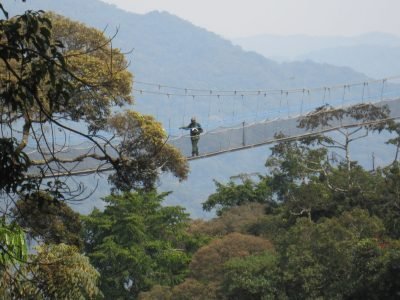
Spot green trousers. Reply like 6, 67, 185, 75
191, 136, 200, 156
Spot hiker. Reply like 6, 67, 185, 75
180, 117, 203, 156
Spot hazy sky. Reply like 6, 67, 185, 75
101, 0, 400, 38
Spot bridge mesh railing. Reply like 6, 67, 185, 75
170, 98, 400, 158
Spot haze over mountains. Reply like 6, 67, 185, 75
6, 0, 368, 90
234, 33, 400, 78
6, 0, 372, 132
5, 0, 395, 218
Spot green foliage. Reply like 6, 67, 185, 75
138, 285, 173, 300
0, 4, 189, 298
0, 8, 188, 198
13, 192, 82, 247
139, 280, 216, 300
172, 109, 400, 298
203, 177, 274, 215
0, 223, 27, 265
188, 232, 273, 290
369, 163, 400, 238
190, 203, 269, 237
47, 12, 133, 132
277, 209, 387, 298
107, 111, 189, 191
298, 103, 391, 132
1, 3, 399, 299
266, 138, 328, 202
0, 138, 30, 193
222, 252, 283, 300
1, 244, 101, 299
83, 191, 192, 299
146, 233, 274, 299
169, 279, 217, 300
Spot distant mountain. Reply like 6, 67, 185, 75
298, 45, 400, 79
5, 0, 370, 129
233, 33, 400, 78
6, 0, 368, 88
3, 0, 380, 218
233, 32, 400, 61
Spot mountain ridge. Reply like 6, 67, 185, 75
5, 0, 368, 90
233, 32, 400, 60
233, 33, 400, 78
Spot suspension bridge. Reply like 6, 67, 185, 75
25, 76, 400, 177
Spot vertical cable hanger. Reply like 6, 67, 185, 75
285, 91, 290, 118
361, 82, 367, 104
322, 87, 327, 106
341, 85, 347, 108
380, 78, 387, 101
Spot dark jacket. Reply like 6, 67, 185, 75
181, 122, 203, 137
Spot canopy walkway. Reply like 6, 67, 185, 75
24, 76, 400, 177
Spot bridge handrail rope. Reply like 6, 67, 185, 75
23, 98, 399, 153
18, 73, 400, 178
132, 76, 400, 98
171, 98, 398, 139
33, 113, 400, 179
23, 91, 398, 155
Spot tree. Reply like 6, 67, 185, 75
0, 5, 188, 296
82, 191, 192, 299
107, 111, 188, 192
222, 252, 283, 300
146, 232, 274, 299
0, 9, 188, 200
189, 232, 273, 283
258, 103, 397, 222
138, 280, 215, 300
364, 163, 400, 239
1, 244, 101, 299
386, 122, 400, 163
203, 176, 274, 215
12, 191, 82, 247
298, 103, 391, 173
0, 223, 27, 267
190, 203, 269, 237
277, 209, 389, 298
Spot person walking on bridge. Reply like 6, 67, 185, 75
180, 117, 203, 156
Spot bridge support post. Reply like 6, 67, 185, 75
242, 121, 246, 146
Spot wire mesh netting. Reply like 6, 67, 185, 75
20, 76, 400, 176
170, 98, 400, 158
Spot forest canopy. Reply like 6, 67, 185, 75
0, 2, 400, 299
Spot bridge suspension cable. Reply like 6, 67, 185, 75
35, 109, 400, 178
21, 75, 400, 178
132, 75, 400, 98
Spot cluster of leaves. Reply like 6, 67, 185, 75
0, 138, 30, 193
108, 111, 188, 191
13, 191, 82, 247
0, 222, 27, 266
0, 244, 101, 299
